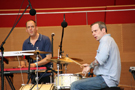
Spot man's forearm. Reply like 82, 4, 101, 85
89, 59, 99, 69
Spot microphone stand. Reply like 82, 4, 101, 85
51, 33, 55, 83
0, 4, 32, 90
59, 27, 65, 74
59, 14, 68, 74
59, 27, 64, 56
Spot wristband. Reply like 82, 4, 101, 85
35, 62, 38, 67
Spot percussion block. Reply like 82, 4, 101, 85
101, 87, 124, 90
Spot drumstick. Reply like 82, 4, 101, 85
66, 57, 83, 66
75, 72, 82, 74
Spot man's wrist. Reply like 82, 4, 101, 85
34, 62, 38, 67
89, 63, 94, 69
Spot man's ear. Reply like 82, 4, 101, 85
36, 26, 38, 31
102, 28, 106, 33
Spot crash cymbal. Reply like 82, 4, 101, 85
22, 50, 51, 54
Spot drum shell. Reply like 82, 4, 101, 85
55, 74, 82, 89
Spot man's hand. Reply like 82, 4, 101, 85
82, 64, 90, 74
18, 61, 27, 68
30, 63, 36, 67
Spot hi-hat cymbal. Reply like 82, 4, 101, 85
22, 50, 51, 54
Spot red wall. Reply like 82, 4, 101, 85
0, 0, 135, 27
0, 5, 135, 27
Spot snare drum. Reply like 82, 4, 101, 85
55, 74, 82, 89
19, 84, 54, 90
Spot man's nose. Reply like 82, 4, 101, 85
30, 27, 32, 29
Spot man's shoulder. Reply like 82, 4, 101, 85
23, 37, 29, 44
41, 34, 50, 40
102, 34, 113, 42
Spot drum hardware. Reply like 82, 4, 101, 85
29, 47, 51, 90
63, 63, 68, 73
56, 63, 61, 90
34, 47, 40, 90
50, 65, 53, 84
23, 48, 52, 90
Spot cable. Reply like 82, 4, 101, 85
17, 55, 25, 86
13, 0, 25, 26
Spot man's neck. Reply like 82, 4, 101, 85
30, 33, 39, 40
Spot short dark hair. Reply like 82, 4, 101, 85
91, 21, 107, 33
26, 20, 37, 27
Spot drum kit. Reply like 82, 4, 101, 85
47, 56, 83, 90
19, 50, 83, 90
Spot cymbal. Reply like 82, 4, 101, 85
47, 56, 83, 64
22, 50, 51, 54
47, 58, 70, 64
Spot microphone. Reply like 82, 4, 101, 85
61, 14, 68, 28
28, 0, 36, 16
51, 33, 55, 37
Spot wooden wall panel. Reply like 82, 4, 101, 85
106, 24, 122, 52
0, 24, 135, 90
122, 24, 135, 52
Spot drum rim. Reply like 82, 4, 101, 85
55, 73, 82, 77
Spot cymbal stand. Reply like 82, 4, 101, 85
35, 47, 39, 90
50, 65, 53, 83
56, 49, 61, 90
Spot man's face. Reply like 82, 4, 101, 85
91, 24, 105, 41
26, 21, 37, 37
